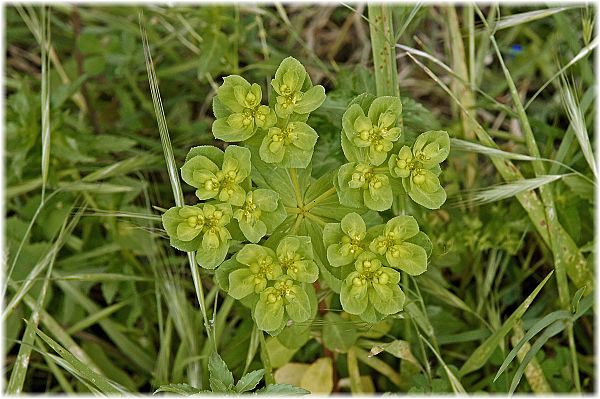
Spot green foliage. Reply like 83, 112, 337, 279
155, 352, 308, 395
161, 56, 441, 327
5, 3, 595, 396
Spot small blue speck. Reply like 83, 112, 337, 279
510, 44, 523, 53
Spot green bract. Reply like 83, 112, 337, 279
340, 252, 405, 323
275, 235, 319, 283
370, 215, 428, 275
389, 130, 450, 209
337, 162, 393, 211
228, 244, 282, 300
181, 145, 251, 207
233, 189, 286, 243
342, 96, 402, 166
253, 278, 312, 332
323, 212, 367, 267
162, 202, 233, 269
259, 120, 318, 168
271, 57, 326, 118
212, 75, 277, 142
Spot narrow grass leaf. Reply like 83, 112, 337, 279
451, 138, 538, 161
40, 6, 51, 201
454, 175, 566, 207
139, 11, 213, 351
558, 75, 596, 176
66, 301, 128, 335
494, 310, 572, 381
508, 320, 566, 394
486, 7, 572, 31
30, 323, 128, 394
3, 201, 82, 321
55, 274, 155, 373
525, 37, 598, 109
420, 335, 466, 394
459, 271, 553, 376
6, 221, 58, 394
82, 155, 160, 182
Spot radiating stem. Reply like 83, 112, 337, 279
289, 168, 304, 208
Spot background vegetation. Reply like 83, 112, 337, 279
4, 3, 595, 394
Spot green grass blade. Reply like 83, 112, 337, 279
558, 75, 597, 176
494, 310, 572, 381
451, 138, 537, 161
54, 274, 155, 374
6, 226, 57, 394
139, 10, 214, 355
459, 271, 553, 376
454, 175, 567, 207
12, 282, 103, 374
486, 6, 573, 31
3, 199, 82, 321
36, 337, 76, 394
420, 334, 466, 394
66, 301, 128, 335
368, 5, 400, 98
508, 320, 566, 394
525, 36, 598, 110
406, 49, 593, 293
29, 323, 128, 394
40, 5, 51, 201
81, 155, 161, 183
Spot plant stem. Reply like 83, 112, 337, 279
303, 187, 337, 211
347, 346, 363, 393
368, 4, 399, 97
259, 332, 275, 385
289, 168, 304, 208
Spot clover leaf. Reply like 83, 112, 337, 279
389, 130, 449, 209
228, 244, 282, 300
212, 75, 276, 142
233, 189, 286, 243
181, 145, 251, 207
271, 57, 326, 118
370, 215, 428, 275
337, 162, 393, 211
323, 212, 368, 267
340, 251, 405, 321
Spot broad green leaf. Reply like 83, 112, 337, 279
274, 363, 309, 387
266, 336, 298, 368
300, 358, 334, 394
254, 289, 285, 332
285, 287, 311, 322
208, 352, 234, 388
154, 383, 203, 395
256, 383, 309, 395
322, 312, 358, 353
235, 369, 265, 392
